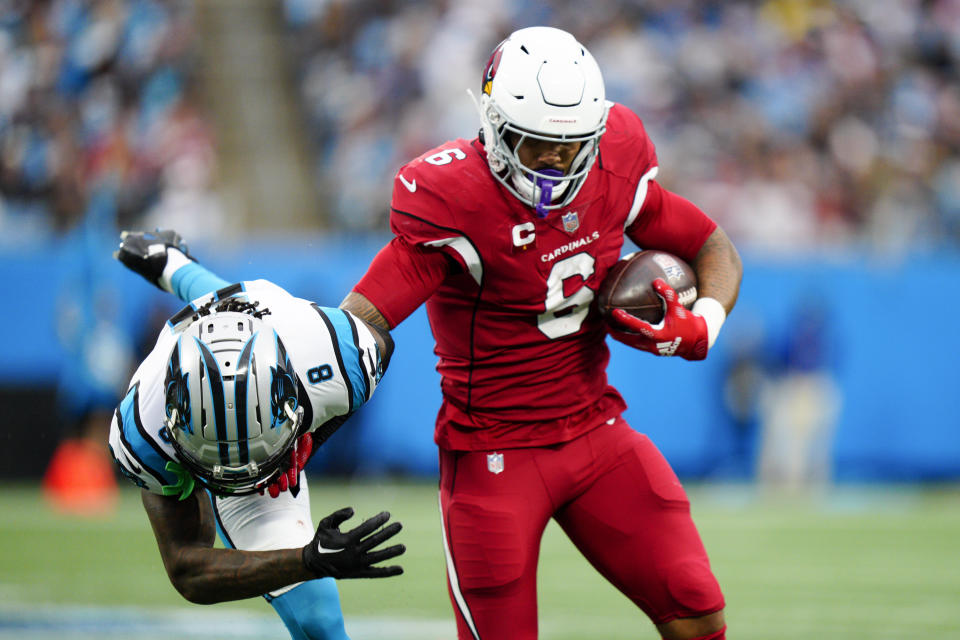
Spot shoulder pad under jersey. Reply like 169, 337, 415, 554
596, 103, 659, 181
389, 138, 491, 243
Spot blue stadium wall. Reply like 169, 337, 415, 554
1, 233, 958, 481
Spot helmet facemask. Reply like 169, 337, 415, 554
471, 27, 608, 217
163, 308, 304, 496
166, 398, 303, 496
481, 99, 605, 217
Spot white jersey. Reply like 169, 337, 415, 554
108, 279, 384, 497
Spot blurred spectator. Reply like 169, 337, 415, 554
283, 0, 960, 254
44, 186, 135, 515
757, 293, 842, 492
715, 316, 769, 480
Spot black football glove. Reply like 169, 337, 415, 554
302, 507, 405, 579
114, 229, 194, 291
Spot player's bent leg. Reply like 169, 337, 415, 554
554, 419, 724, 634
439, 448, 554, 640
268, 578, 349, 640
657, 611, 726, 640
210, 477, 349, 640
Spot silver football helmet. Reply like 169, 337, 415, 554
163, 310, 303, 496
473, 27, 608, 216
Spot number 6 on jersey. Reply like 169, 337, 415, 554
537, 253, 596, 339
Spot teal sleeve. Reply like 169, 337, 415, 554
170, 262, 231, 302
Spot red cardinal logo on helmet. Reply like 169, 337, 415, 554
482, 42, 505, 95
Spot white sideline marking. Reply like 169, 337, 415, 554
0, 604, 454, 639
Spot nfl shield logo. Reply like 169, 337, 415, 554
561, 211, 580, 234
487, 452, 504, 474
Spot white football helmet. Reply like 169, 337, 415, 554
473, 27, 608, 216
163, 310, 303, 496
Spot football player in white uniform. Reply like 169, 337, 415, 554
108, 230, 404, 640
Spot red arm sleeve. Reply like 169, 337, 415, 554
626, 181, 717, 262
353, 236, 452, 329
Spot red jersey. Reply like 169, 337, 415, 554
355, 103, 716, 451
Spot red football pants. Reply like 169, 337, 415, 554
438, 417, 724, 640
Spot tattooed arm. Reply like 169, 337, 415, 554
340, 237, 452, 335
692, 225, 742, 315
340, 292, 395, 373
340, 291, 391, 331
142, 490, 312, 604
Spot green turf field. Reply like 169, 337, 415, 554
1, 480, 959, 639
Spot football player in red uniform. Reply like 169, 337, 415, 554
341, 26, 742, 640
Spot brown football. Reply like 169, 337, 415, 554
597, 250, 698, 325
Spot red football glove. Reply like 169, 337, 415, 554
608, 278, 709, 361
265, 433, 313, 498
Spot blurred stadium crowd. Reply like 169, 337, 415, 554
283, 0, 960, 254
0, 0, 216, 245
2, 0, 959, 255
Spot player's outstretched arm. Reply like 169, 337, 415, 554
340, 290, 396, 371
114, 229, 229, 302
142, 490, 404, 604
340, 291, 391, 331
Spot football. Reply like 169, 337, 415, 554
597, 250, 698, 324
